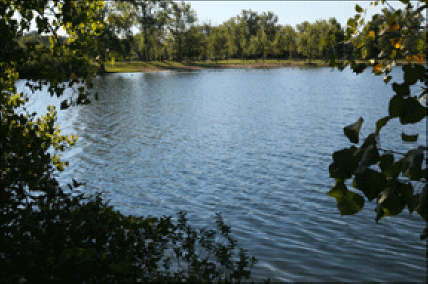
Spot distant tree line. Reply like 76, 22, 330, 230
15, 0, 425, 66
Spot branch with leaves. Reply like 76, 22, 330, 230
326, 0, 427, 244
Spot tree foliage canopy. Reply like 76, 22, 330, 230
10, 1, 426, 64
326, 0, 427, 242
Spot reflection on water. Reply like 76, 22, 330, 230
17, 67, 427, 281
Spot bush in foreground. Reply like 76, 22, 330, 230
1, 185, 257, 282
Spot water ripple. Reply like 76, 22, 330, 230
17, 67, 427, 282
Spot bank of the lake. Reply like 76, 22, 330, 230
17, 59, 425, 78
16, 59, 328, 79
102, 59, 330, 73
103, 59, 425, 73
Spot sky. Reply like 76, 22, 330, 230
187, 1, 408, 28
25, 1, 418, 35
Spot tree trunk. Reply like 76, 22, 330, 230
99, 51, 106, 73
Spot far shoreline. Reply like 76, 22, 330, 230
17, 59, 425, 79
102, 59, 424, 74
102, 60, 330, 74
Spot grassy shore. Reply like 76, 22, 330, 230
103, 59, 330, 73
16, 59, 426, 78
103, 59, 426, 73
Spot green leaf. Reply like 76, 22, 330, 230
403, 65, 426, 85
399, 97, 427, 125
344, 117, 364, 144
353, 133, 377, 163
392, 82, 410, 97
401, 147, 424, 180
408, 193, 421, 214
353, 63, 367, 74
401, 132, 418, 142
356, 144, 380, 173
354, 169, 387, 201
375, 187, 405, 222
327, 181, 365, 216
379, 153, 394, 173
60, 100, 69, 110
375, 207, 385, 223
347, 18, 357, 28
355, 4, 364, 13
329, 147, 358, 179
385, 160, 404, 179
397, 182, 414, 212
375, 116, 390, 136
383, 75, 393, 84
388, 95, 405, 118
362, 133, 377, 148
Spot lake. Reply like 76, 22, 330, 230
17, 67, 427, 281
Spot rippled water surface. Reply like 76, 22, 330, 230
17, 67, 427, 281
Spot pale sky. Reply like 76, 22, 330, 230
187, 1, 408, 28
27, 1, 417, 35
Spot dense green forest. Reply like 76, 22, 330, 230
16, 0, 426, 68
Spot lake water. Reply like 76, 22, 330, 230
17, 67, 426, 281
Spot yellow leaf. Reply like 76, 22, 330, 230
390, 38, 402, 49
366, 30, 376, 41
387, 23, 399, 32
373, 64, 382, 72
415, 53, 424, 63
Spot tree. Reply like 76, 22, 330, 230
247, 34, 259, 59
1, 0, 259, 281
273, 25, 297, 59
182, 25, 204, 60
206, 25, 227, 61
224, 19, 240, 59
326, 0, 427, 243
89, 1, 138, 72
103, 1, 138, 61
297, 21, 320, 59
239, 9, 260, 42
259, 11, 278, 43
259, 29, 271, 60
326, 18, 345, 59
197, 20, 213, 60
237, 9, 260, 59
297, 20, 332, 60
167, 0, 197, 62
132, 0, 158, 61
